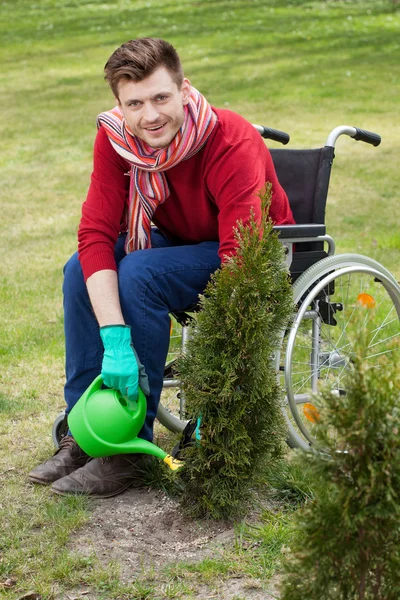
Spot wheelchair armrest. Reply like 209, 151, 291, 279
273, 224, 326, 238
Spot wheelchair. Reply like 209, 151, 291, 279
53, 124, 400, 452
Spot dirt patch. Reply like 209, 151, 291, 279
70, 487, 233, 573
63, 486, 279, 599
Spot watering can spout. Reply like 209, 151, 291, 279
68, 375, 183, 471
103, 438, 182, 470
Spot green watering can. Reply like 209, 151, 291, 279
68, 375, 182, 471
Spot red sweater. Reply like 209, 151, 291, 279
78, 108, 294, 281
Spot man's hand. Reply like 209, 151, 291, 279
100, 325, 150, 400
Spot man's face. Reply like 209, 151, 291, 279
116, 67, 191, 149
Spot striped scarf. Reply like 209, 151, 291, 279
97, 87, 217, 253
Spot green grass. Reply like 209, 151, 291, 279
1, 0, 399, 597
158, 511, 293, 597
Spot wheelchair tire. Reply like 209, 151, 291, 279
52, 411, 69, 449
284, 262, 400, 449
292, 253, 398, 298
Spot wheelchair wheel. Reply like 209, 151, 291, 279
52, 411, 68, 449
292, 253, 398, 297
284, 260, 400, 449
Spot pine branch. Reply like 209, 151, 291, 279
176, 183, 294, 519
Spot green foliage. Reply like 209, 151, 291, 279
177, 185, 294, 519
281, 339, 400, 599
263, 457, 316, 508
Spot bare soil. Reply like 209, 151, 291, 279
61, 486, 279, 599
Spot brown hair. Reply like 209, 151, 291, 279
104, 38, 184, 98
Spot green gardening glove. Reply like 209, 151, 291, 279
100, 325, 150, 401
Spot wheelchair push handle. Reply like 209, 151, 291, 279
352, 128, 381, 147
326, 125, 381, 148
253, 124, 290, 145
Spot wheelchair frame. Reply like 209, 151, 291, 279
155, 125, 400, 451
53, 125, 400, 451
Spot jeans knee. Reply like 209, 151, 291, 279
63, 253, 86, 298
118, 251, 154, 291
118, 253, 170, 319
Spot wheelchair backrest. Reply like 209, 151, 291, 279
270, 146, 335, 225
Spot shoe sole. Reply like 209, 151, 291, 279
28, 470, 84, 485
28, 475, 57, 485
50, 480, 134, 499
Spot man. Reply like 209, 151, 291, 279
28, 38, 294, 497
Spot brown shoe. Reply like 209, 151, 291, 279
28, 436, 89, 485
50, 453, 151, 498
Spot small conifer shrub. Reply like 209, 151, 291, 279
177, 184, 294, 520
281, 340, 400, 600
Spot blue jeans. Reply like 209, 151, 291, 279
63, 229, 220, 441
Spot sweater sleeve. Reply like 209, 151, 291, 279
78, 126, 130, 281
204, 118, 294, 262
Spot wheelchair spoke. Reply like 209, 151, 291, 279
293, 373, 317, 396
335, 278, 359, 347
364, 345, 400, 361
367, 310, 397, 347
367, 330, 399, 350
321, 323, 354, 365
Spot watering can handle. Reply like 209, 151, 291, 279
87, 375, 140, 406
87, 374, 147, 413
85, 374, 104, 396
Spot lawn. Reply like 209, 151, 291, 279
0, 0, 399, 598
